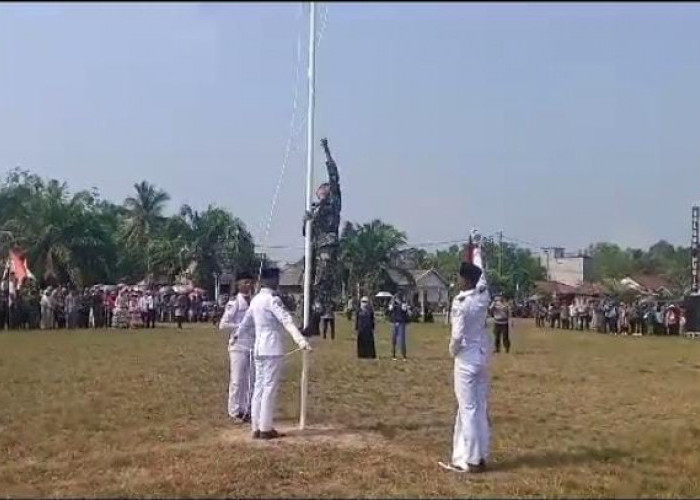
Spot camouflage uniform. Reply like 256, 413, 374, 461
305, 139, 341, 319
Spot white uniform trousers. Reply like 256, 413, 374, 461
228, 348, 254, 418
452, 355, 491, 467
250, 355, 284, 432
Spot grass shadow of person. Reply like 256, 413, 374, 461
492, 446, 630, 472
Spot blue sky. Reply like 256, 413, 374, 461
1, 2, 699, 262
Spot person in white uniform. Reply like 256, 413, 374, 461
445, 234, 491, 473
219, 271, 255, 423
237, 267, 311, 440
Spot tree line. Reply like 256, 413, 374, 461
0, 169, 257, 293
0, 169, 691, 298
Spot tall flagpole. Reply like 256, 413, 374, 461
300, 1, 316, 431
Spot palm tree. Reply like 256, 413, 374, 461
122, 181, 170, 248
121, 181, 170, 278
177, 205, 256, 294
340, 219, 407, 297
3, 180, 114, 286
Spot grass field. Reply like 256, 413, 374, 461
1, 319, 700, 498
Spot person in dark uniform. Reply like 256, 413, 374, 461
303, 138, 341, 332
489, 294, 511, 353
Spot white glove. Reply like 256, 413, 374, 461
299, 339, 312, 352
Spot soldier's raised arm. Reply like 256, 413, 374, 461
320, 138, 340, 196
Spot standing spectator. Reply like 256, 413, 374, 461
593, 301, 605, 332
321, 303, 335, 340
175, 293, 187, 329
146, 291, 157, 328
65, 290, 77, 329
549, 302, 560, 329
389, 293, 409, 361
653, 305, 664, 335
355, 296, 376, 359
560, 301, 570, 330
605, 302, 618, 334
113, 290, 129, 329
618, 303, 629, 335
53, 289, 65, 329
105, 292, 116, 329
346, 298, 354, 321
139, 292, 149, 328
537, 303, 547, 328
0, 289, 8, 331
490, 295, 511, 353
40, 288, 52, 330
128, 292, 141, 329
665, 304, 680, 335
629, 302, 638, 335
680, 307, 687, 335
570, 302, 578, 330
637, 303, 647, 335
78, 289, 89, 328
24, 288, 40, 329
92, 290, 105, 328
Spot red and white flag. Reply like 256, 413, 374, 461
462, 230, 484, 271
5, 250, 35, 288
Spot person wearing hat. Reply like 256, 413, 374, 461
489, 294, 511, 354
355, 296, 376, 359
443, 231, 491, 474
219, 270, 256, 423
237, 267, 311, 440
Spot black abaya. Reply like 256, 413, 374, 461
355, 308, 376, 359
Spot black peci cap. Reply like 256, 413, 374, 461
260, 267, 280, 280
235, 270, 254, 281
459, 262, 482, 284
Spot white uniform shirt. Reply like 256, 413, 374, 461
238, 288, 306, 357
218, 293, 251, 351
450, 273, 491, 365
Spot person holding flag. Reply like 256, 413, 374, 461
440, 229, 492, 474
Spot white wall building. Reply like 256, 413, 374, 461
540, 248, 592, 287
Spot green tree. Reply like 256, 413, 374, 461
1, 175, 116, 286
177, 205, 256, 294
340, 219, 408, 297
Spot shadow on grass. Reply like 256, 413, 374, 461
494, 446, 630, 472
348, 420, 452, 439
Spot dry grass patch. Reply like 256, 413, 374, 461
1, 321, 700, 497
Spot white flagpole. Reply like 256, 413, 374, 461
300, 1, 317, 431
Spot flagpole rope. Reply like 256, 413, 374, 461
256, 3, 305, 280
256, 3, 330, 278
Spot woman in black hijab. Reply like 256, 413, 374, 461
355, 296, 376, 359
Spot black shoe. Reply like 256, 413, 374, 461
259, 429, 285, 440
252, 430, 261, 439
242, 413, 251, 423
467, 462, 486, 473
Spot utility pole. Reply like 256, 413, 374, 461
498, 230, 503, 277
692, 205, 699, 294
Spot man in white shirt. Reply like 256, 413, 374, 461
138, 293, 149, 329
237, 267, 311, 440
443, 232, 491, 473
219, 271, 255, 423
